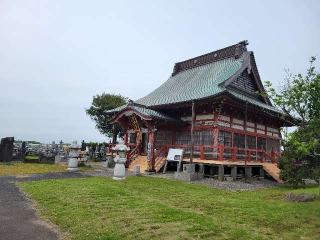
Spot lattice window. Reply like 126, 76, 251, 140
176, 131, 191, 145
155, 131, 172, 149
267, 139, 280, 152
218, 131, 232, 146
257, 138, 266, 150
194, 131, 214, 145
247, 136, 256, 149
233, 133, 245, 148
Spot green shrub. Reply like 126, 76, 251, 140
24, 155, 40, 163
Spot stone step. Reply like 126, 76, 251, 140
128, 156, 149, 173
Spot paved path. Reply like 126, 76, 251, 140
0, 172, 85, 240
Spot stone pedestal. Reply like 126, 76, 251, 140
245, 167, 252, 179
68, 158, 79, 172
103, 158, 109, 167
113, 156, 126, 180
199, 164, 204, 174
54, 155, 61, 163
174, 163, 203, 182
134, 165, 141, 176
218, 165, 224, 181
259, 168, 265, 178
112, 144, 130, 180
174, 172, 202, 181
67, 141, 81, 172
183, 163, 195, 173
231, 166, 237, 181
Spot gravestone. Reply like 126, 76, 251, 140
134, 165, 141, 176
0, 137, 14, 162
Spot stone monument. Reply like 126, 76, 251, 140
0, 137, 14, 162
112, 144, 130, 180
67, 141, 81, 172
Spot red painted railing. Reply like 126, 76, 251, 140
125, 144, 140, 167
153, 145, 169, 170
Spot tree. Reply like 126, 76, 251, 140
263, 57, 320, 185
86, 93, 128, 143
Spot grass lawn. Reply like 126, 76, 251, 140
20, 176, 320, 240
0, 162, 68, 176
0, 162, 92, 176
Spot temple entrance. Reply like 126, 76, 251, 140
141, 132, 148, 155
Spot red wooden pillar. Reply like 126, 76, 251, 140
271, 150, 275, 163
218, 145, 223, 161
200, 145, 205, 160
213, 108, 219, 147
124, 131, 128, 145
232, 147, 237, 161
247, 150, 252, 162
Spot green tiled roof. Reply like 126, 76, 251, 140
129, 105, 177, 121
106, 41, 286, 119
226, 90, 284, 114
105, 104, 128, 114
136, 57, 243, 106
106, 103, 177, 122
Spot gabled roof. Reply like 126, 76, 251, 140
135, 41, 276, 112
136, 56, 243, 107
108, 41, 285, 118
106, 102, 177, 123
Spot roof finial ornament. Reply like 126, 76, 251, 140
235, 40, 248, 59
128, 99, 134, 106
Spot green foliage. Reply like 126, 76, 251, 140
24, 155, 40, 163
25, 155, 39, 160
280, 125, 320, 185
264, 57, 319, 126
264, 57, 320, 185
86, 93, 127, 143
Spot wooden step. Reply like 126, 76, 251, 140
155, 157, 167, 173
128, 155, 149, 173
262, 163, 283, 183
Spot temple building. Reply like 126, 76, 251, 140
106, 41, 295, 182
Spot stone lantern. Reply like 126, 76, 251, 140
112, 144, 130, 180
68, 141, 81, 172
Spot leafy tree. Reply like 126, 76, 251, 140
264, 57, 320, 185
86, 93, 128, 143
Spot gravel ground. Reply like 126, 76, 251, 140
84, 164, 278, 191
83, 168, 134, 177
153, 172, 278, 191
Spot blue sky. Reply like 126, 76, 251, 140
0, 0, 319, 143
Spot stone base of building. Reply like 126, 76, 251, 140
174, 172, 204, 182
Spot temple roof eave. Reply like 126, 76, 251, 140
107, 103, 179, 124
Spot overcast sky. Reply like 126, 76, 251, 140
0, 0, 319, 143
